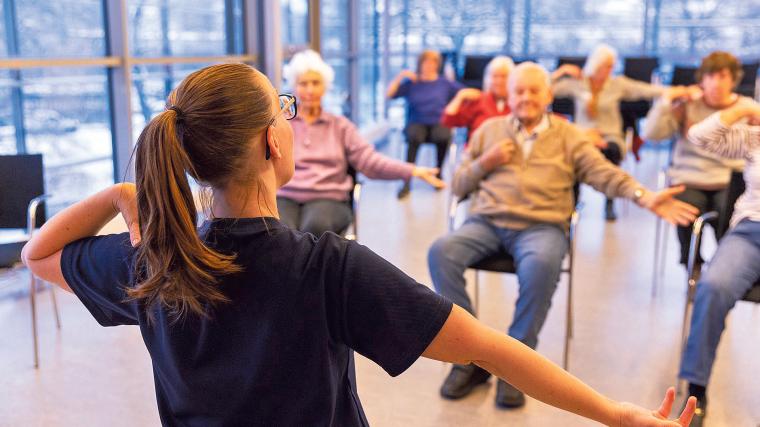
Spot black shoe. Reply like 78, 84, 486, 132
684, 384, 707, 427
495, 379, 525, 409
439, 364, 491, 399
397, 182, 410, 199
605, 199, 617, 221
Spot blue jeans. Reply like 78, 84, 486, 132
428, 215, 568, 349
679, 219, 760, 386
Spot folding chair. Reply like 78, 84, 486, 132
0, 154, 60, 368
448, 196, 581, 370
678, 170, 760, 390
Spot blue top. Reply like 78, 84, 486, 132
393, 77, 463, 125
61, 218, 452, 426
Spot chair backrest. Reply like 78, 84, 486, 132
0, 154, 46, 229
557, 56, 587, 69
671, 65, 697, 86
737, 62, 759, 98
718, 170, 746, 235
346, 165, 358, 211
461, 55, 494, 89
552, 57, 587, 118
623, 56, 659, 83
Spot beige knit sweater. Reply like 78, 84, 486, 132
453, 114, 642, 229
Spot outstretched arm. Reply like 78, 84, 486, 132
423, 305, 696, 427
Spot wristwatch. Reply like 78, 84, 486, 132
633, 187, 647, 205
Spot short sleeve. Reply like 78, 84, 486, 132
449, 80, 465, 99
393, 79, 412, 99
61, 233, 140, 326
337, 240, 453, 377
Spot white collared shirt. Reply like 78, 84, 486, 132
511, 114, 550, 160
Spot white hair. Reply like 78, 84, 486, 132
282, 49, 335, 89
483, 56, 515, 91
583, 44, 618, 77
508, 61, 551, 88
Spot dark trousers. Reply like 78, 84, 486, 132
599, 142, 622, 204
600, 142, 622, 166
276, 197, 353, 237
404, 123, 451, 173
674, 187, 728, 265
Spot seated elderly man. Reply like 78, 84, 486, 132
428, 62, 698, 409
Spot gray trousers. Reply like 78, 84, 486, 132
276, 197, 352, 237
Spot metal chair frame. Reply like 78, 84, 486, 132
447, 195, 580, 370
677, 171, 760, 392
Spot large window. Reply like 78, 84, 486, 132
282, 0, 310, 48
352, 0, 760, 126
0, 0, 251, 214
129, 1, 240, 57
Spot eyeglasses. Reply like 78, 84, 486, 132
266, 94, 297, 160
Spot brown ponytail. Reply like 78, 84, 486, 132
128, 63, 275, 320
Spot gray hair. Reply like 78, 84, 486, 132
508, 61, 551, 88
483, 56, 515, 91
583, 44, 617, 77
282, 49, 335, 89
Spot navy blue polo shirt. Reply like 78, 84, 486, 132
61, 218, 452, 426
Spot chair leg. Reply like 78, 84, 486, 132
49, 281, 62, 329
30, 273, 39, 369
660, 224, 670, 280
564, 267, 573, 371
653, 218, 663, 297
676, 278, 697, 395
473, 270, 480, 317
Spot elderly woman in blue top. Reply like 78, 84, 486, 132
552, 44, 667, 220
387, 50, 464, 198
279, 50, 444, 237
21, 62, 695, 427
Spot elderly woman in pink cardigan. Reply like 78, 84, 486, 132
277, 50, 444, 236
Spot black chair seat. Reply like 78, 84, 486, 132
468, 250, 516, 273
742, 283, 760, 303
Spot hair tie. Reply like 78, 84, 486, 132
168, 106, 185, 122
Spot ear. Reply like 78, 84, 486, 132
266, 125, 284, 159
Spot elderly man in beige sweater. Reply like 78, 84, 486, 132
428, 62, 698, 409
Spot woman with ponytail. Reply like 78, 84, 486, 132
22, 63, 694, 426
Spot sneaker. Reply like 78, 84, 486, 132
605, 199, 617, 221
495, 379, 526, 409
439, 364, 491, 399
397, 182, 410, 199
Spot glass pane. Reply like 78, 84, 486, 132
15, 0, 106, 57
129, 0, 231, 57
323, 58, 349, 116
130, 62, 215, 137
358, 55, 380, 127
0, 71, 16, 154
658, 1, 760, 64
528, 1, 644, 59
0, 1, 6, 58
21, 68, 113, 213
282, 0, 310, 47
320, 0, 349, 55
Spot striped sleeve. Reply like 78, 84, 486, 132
687, 112, 760, 159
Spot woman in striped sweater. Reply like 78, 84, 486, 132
681, 103, 760, 427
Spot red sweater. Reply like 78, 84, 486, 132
441, 92, 511, 135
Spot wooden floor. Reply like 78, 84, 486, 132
1, 139, 759, 426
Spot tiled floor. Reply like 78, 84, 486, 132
1, 140, 758, 426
